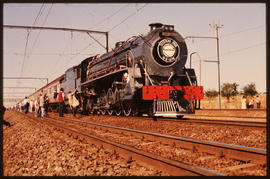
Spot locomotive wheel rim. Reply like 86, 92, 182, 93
114, 89, 119, 103
101, 90, 107, 105
107, 109, 113, 115
115, 108, 121, 116
123, 107, 132, 117
100, 109, 106, 115
107, 88, 115, 104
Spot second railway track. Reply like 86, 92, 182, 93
77, 112, 266, 129
22, 112, 266, 176
158, 117, 266, 128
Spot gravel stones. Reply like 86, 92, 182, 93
3, 111, 167, 176
81, 114, 266, 149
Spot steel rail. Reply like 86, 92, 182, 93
186, 114, 266, 119
84, 113, 266, 128
51, 115, 266, 164
161, 117, 266, 128
198, 109, 266, 112
22, 113, 223, 176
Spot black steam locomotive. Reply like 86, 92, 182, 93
27, 23, 203, 118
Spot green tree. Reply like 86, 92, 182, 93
221, 82, 239, 102
242, 82, 258, 96
205, 89, 218, 98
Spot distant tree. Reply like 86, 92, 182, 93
221, 82, 239, 102
205, 89, 218, 98
242, 82, 258, 96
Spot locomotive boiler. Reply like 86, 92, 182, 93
78, 22, 203, 118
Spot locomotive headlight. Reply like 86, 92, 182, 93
154, 38, 180, 66
162, 43, 176, 58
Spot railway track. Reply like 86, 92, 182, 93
23, 113, 223, 176
47, 110, 266, 128
77, 112, 266, 129
22, 112, 266, 175
185, 114, 266, 119
159, 117, 266, 128
194, 109, 266, 119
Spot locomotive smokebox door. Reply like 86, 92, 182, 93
169, 90, 185, 100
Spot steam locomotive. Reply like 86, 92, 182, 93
25, 23, 203, 118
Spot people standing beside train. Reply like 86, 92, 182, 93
29, 99, 33, 113
68, 88, 80, 117
53, 89, 58, 99
34, 97, 40, 117
44, 94, 49, 117
249, 97, 254, 109
58, 88, 65, 117
19, 103, 22, 112
255, 95, 261, 109
40, 93, 46, 117
246, 97, 250, 109
23, 97, 30, 114
82, 88, 92, 115
16, 103, 20, 112
241, 96, 246, 109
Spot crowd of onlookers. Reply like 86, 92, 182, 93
14, 92, 50, 118
241, 95, 261, 109
4, 87, 80, 120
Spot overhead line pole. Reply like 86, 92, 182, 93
210, 22, 223, 109
3, 25, 109, 53
185, 22, 223, 109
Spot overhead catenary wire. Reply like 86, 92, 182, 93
59, 3, 147, 59
70, 3, 148, 56
200, 41, 266, 61
45, 33, 100, 81
26, 3, 54, 64
108, 3, 148, 32
189, 24, 265, 44
19, 30, 30, 82
16, 3, 53, 98
90, 4, 130, 29
18, 3, 45, 84
32, 3, 46, 27
71, 3, 148, 56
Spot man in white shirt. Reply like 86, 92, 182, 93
23, 97, 30, 114
68, 88, 80, 116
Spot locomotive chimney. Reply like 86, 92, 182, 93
149, 23, 163, 31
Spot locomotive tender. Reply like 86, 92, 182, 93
27, 23, 203, 118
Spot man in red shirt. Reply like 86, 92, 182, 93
58, 88, 65, 117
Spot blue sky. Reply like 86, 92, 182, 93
3, 3, 266, 107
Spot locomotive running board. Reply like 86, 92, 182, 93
153, 99, 186, 117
